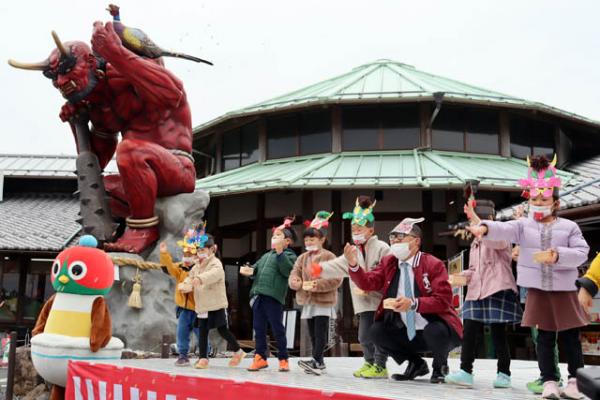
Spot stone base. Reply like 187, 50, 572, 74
106, 190, 210, 351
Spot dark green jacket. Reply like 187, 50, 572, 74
250, 248, 297, 304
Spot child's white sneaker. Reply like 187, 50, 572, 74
542, 380, 560, 399
561, 378, 583, 400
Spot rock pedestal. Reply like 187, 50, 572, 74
107, 190, 210, 351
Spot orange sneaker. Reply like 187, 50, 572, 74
279, 359, 290, 372
247, 355, 268, 371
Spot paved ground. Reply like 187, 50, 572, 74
104, 357, 587, 399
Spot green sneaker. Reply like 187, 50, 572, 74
527, 378, 563, 394
361, 364, 389, 379
353, 362, 373, 378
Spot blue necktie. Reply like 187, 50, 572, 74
401, 262, 416, 340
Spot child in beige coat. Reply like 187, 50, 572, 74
181, 229, 245, 369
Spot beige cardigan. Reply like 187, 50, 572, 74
185, 255, 229, 314
319, 235, 391, 314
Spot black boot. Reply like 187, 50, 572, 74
391, 360, 429, 381
430, 365, 449, 384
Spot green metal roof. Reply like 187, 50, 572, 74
195, 150, 573, 196
194, 59, 600, 133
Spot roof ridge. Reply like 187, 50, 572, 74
244, 63, 375, 109
0, 153, 77, 159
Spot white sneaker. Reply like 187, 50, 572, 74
561, 378, 583, 400
542, 380, 560, 399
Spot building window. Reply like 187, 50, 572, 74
0, 259, 19, 322
267, 110, 332, 159
194, 135, 217, 178
23, 259, 52, 321
241, 123, 259, 166
299, 111, 332, 155
222, 122, 259, 171
343, 107, 379, 151
466, 109, 499, 154
432, 107, 500, 154
381, 106, 420, 150
432, 108, 465, 151
510, 115, 555, 159
342, 105, 419, 151
267, 114, 297, 159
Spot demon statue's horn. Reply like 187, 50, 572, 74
7, 59, 49, 71
7, 30, 67, 71
526, 155, 531, 167
550, 154, 557, 168
51, 31, 69, 56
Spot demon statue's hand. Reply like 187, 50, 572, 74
92, 21, 123, 62
59, 101, 90, 123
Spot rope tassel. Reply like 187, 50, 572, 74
128, 268, 143, 309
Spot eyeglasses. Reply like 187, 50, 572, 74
388, 233, 416, 241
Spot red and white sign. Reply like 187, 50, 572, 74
66, 361, 381, 400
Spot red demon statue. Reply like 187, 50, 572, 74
9, 22, 201, 253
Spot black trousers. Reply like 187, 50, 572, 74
307, 316, 329, 363
370, 319, 460, 371
538, 327, 584, 382
460, 319, 511, 375
198, 320, 241, 359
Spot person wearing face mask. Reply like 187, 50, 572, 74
347, 217, 462, 384
180, 228, 245, 370
318, 196, 391, 379
289, 211, 342, 375
468, 155, 589, 400
159, 229, 202, 367
241, 216, 298, 372
445, 200, 522, 389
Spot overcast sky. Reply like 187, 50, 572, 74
1, 0, 599, 155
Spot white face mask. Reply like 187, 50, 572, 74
305, 245, 319, 252
197, 253, 209, 260
182, 256, 195, 265
529, 205, 553, 221
352, 234, 366, 244
391, 243, 411, 261
271, 238, 283, 249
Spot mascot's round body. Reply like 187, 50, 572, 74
31, 236, 123, 395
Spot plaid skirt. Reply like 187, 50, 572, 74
461, 289, 523, 324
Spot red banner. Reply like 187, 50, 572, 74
66, 361, 381, 400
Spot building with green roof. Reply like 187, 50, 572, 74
191, 60, 600, 352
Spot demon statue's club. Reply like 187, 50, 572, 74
9, 21, 205, 254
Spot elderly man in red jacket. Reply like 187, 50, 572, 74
345, 218, 463, 384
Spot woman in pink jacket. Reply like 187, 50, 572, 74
446, 200, 521, 389
469, 155, 589, 400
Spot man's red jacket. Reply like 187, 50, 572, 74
349, 251, 463, 338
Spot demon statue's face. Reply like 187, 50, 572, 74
8, 32, 102, 104
45, 41, 101, 104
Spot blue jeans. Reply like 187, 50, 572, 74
252, 295, 288, 360
176, 307, 200, 356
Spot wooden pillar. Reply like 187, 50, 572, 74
421, 190, 434, 253
258, 118, 267, 163
300, 191, 314, 357
332, 106, 342, 153
331, 190, 342, 254
420, 103, 432, 148
445, 190, 459, 259
499, 111, 511, 158
215, 133, 223, 173
16, 256, 28, 323
256, 193, 266, 254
